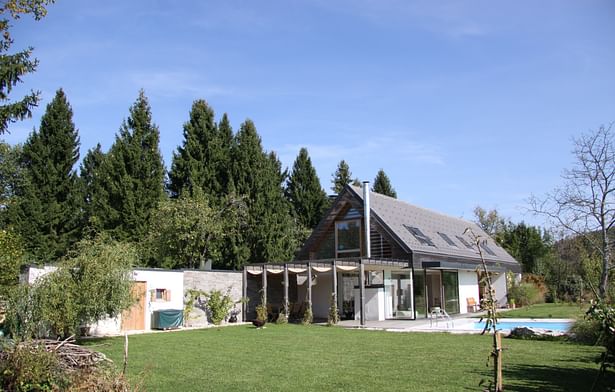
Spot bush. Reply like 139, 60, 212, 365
569, 318, 603, 345
0, 342, 69, 391
205, 289, 234, 325
508, 282, 544, 307
302, 302, 313, 325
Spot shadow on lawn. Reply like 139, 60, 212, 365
503, 363, 614, 392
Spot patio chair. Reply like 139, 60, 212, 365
429, 307, 454, 328
466, 297, 479, 312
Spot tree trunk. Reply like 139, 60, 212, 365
599, 227, 610, 299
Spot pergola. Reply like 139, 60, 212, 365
243, 257, 411, 326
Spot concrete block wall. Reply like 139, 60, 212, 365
183, 270, 243, 326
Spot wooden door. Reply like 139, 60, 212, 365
121, 281, 147, 331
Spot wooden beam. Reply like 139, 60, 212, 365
284, 264, 289, 317
242, 268, 247, 321
262, 265, 267, 305
307, 262, 312, 306
359, 260, 365, 325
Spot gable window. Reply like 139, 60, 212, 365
335, 219, 361, 258
438, 232, 457, 247
455, 235, 474, 249
403, 225, 436, 247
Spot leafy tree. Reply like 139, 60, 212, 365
530, 124, 615, 299
12, 89, 81, 262
91, 90, 165, 242
331, 159, 353, 193
0, 0, 54, 134
231, 120, 296, 266
285, 147, 329, 229
143, 190, 247, 269
473, 206, 506, 240
5, 235, 136, 339
0, 228, 24, 298
372, 168, 397, 198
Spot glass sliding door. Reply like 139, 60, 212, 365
413, 270, 426, 318
385, 271, 413, 319
442, 270, 460, 314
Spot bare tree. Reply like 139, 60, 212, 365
529, 124, 614, 299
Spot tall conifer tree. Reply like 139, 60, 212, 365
372, 169, 397, 198
331, 159, 353, 193
286, 147, 328, 228
231, 120, 295, 266
13, 89, 81, 261
80, 143, 108, 234
93, 90, 164, 242
168, 99, 218, 197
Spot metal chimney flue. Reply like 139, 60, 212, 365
362, 181, 371, 259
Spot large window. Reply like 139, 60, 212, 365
335, 220, 361, 258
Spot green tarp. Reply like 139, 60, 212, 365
152, 309, 183, 329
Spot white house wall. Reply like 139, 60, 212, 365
492, 272, 508, 307
458, 270, 480, 314
132, 269, 184, 331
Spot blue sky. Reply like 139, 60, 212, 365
5, 0, 615, 227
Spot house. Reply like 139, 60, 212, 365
243, 183, 520, 324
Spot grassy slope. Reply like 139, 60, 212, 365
498, 303, 587, 319
83, 324, 611, 392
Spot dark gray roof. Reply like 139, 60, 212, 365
348, 185, 519, 267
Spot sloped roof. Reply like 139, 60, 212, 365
347, 185, 519, 267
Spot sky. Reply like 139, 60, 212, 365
4, 0, 615, 228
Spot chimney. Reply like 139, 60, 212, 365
363, 181, 371, 258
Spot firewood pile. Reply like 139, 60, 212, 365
0, 336, 111, 372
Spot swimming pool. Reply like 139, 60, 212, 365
473, 319, 573, 332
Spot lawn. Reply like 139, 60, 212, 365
497, 303, 587, 319
83, 324, 612, 392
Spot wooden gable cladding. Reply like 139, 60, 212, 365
296, 188, 408, 261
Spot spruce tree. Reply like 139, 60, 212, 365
13, 89, 81, 262
231, 120, 295, 266
286, 147, 328, 228
168, 99, 219, 197
216, 113, 234, 195
80, 143, 108, 234
372, 169, 397, 198
93, 90, 165, 242
331, 159, 353, 193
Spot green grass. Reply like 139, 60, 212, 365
497, 303, 587, 319
82, 324, 612, 391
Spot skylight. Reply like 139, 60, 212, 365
403, 225, 435, 247
481, 243, 497, 256
438, 232, 457, 247
455, 235, 474, 249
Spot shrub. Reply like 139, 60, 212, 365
0, 342, 69, 391
508, 282, 544, 307
302, 302, 313, 325
569, 318, 603, 345
205, 289, 234, 325
327, 293, 339, 326
276, 311, 288, 325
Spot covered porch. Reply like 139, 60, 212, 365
243, 257, 469, 325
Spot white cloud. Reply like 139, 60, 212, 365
127, 70, 237, 99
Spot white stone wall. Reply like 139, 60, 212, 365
21, 265, 57, 284
458, 270, 480, 314
183, 270, 243, 326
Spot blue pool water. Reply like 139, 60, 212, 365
473, 320, 573, 332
